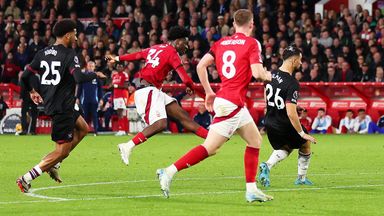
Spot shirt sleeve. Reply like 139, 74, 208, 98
249, 39, 263, 65
208, 41, 217, 58
68, 51, 97, 83
286, 82, 300, 104
26, 53, 40, 74
169, 50, 193, 87
119, 49, 149, 61
22, 52, 41, 91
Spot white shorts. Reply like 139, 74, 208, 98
209, 97, 253, 138
114, 98, 127, 110
134, 87, 176, 125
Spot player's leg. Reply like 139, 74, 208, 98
165, 101, 208, 138
295, 140, 313, 185
157, 129, 228, 198
16, 141, 73, 192
47, 114, 89, 183
115, 108, 126, 136
237, 121, 273, 202
117, 88, 169, 165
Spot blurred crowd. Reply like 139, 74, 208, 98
1, 0, 384, 134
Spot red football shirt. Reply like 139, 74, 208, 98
112, 71, 129, 99
209, 32, 263, 107
119, 44, 193, 88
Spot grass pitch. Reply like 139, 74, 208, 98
0, 134, 383, 215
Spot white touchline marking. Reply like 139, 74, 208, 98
2, 172, 383, 205
1, 184, 384, 205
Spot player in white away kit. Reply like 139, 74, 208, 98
156, 9, 273, 202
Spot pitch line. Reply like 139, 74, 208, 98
1, 184, 383, 205
0, 171, 383, 205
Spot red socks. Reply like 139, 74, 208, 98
118, 117, 128, 132
174, 145, 209, 171
244, 146, 260, 183
195, 126, 208, 139
132, 132, 147, 145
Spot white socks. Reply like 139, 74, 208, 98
126, 140, 135, 149
165, 164, 178, 178
265, 150, 289, 170
246, 182, 258, 192
298, 152, 311, 180
23, 165, 42, 183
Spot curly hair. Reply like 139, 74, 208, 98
168, 26, 190, 41
52, 20, 76, 38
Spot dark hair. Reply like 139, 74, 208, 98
358, 108, 366, 113
168, 26, 190, 41
282, 43, 302, 60
52, 20, 76, 38
346, 109, 353, 113
318, 108, 325, 112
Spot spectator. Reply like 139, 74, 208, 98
77, 61, 103, 135
0, 93, 8, 120
193, 104, 212, 130
372, 66, 384, 82
323, 65, 341, 82
5, 0, 21, 19
2, 53, 21, 84
336, 109, 355, 134
368, 115, 384, 134
310, 108, 332, 134
14, 43, 29, 69
299, 108, 312, 132
353, 109, 372, 134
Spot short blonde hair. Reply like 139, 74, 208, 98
233, 9, 253, 26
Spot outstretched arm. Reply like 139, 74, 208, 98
106, 49, 149, 63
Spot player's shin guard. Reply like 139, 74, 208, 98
244, 146, 260, 183
298, 152, 311, 180
22, 165, 43, 184
195, 126, 208, 139
173, 145, 208, 173
265, 149, 289, 170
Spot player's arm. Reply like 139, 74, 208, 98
21, 54, 44, 104
197, 53, 216, 112
106, 49, 149, 63
70, 53, 105, 83
286, 83, 316, 143
250, 40, 271, 82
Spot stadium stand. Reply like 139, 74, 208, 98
1, 0, 384, 134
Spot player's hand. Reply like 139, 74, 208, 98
302, 133, 317, 144
105, 54, 117, 63
186, 87, 194, 95
30, 89, 43, 105
96, 72, 107, 79
205, 92, 216, 112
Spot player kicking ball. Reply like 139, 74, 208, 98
16, 20, 106, 192
156, 9, 273, 203
258, 44, 317, 188
105, 26, 208, 166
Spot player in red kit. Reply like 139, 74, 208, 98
156, 10, 273, 202
111, 63, 129, 136
105, 26, 208, 165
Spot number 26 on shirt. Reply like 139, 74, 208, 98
266, 84, 285, 109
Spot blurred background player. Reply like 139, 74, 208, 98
310, 108, 332, 134
19, 70, 38, 135
335, 109, 355, 134
353, 109, 371, 134
258, 44, 316, 188
76, 61, 103, 135
111, 63, 129, 136
156, 9, 273, 202
299, 108, 312, 132
16, 20, 106, 193
106, 26, 208, 166
368, 114, 384, 134
193, 103, 212, 129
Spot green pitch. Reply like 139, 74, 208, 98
0, 134, 383, 215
